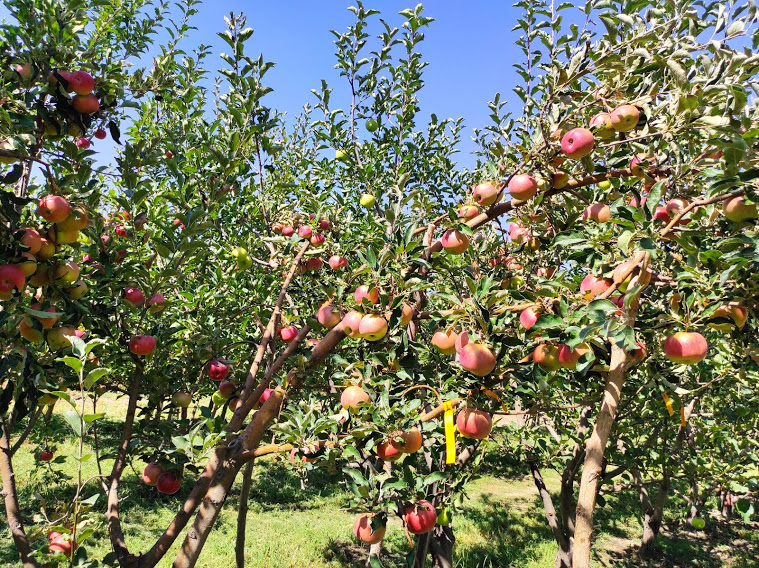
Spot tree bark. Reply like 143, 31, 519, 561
559, 406, 592, 540
0, 420, 38, 568
530, 461, 572, 567
429, 525, 454, 568
235, 461, 255, 568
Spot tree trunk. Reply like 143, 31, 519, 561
0, 420, 38, 568
530, 461, 572, 567
429, 525, 454, 568
235, 461, 255, 568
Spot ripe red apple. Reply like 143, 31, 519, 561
663, 332, 707, 365
582, 203, 611, 223
665, 198, 688, 218
319, 219, 330, 231
390, 427, 422, 454
535, 266, 556, 278
508, 174, 538, 201
403, 500, 437, 534
317, 305, 342, 328
94, 128, 107, 139
147, 293, 166, 313
654, 206, 671, 223
129, 335, 156, 356
520, 307, 539, 330
75, 137, 90, 149
561, 128, 594, 159
305, 257, 323, 271
454, 330, 469, 353
124, 286, 145, 307
298, 225, 313, 239
0, 264, 26, 296
376, 440, 402, 462
341, 385, 370, 412
19, 318, 43, 343
14, 62, 32, 81
310, 233, 325, 246
17, 228, 42, 254
459, 343, 496, 376
580, 274, 612, 300
354, 285, 380, 305
723, 195, 758, 222
281, 225, 294, 237
47, 327, 76, 351
456, 408, 493, 439
36, 450, 54, 462
328, 255, 348, 270
279, 325, 298, 343
358, 314, 388, 341
441, 229, 469, 254
38, 195, 71, 223
48, 531, 72, 554
142, 462, 163, 485
207, 359, 229, 381
432, 327, 458, 355
172, 392, 192, 407
341, 310, 365, 338
354, 513, 386, 544
64, 70, 95, 95
613, 258, 651, 292
557, 343, 591, 370
472, 182, 502, 207
589, 112, 614, 139
31, 303, 58, 329
72, 94, 99, 114
458, 204, 479, 219
533, 343, 560, 371
156, 471, 182, 494
259, 388, 275, 405
218, 381, 236, 399
610, 104, 640, 132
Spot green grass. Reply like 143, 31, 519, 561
1, 396, 757, 567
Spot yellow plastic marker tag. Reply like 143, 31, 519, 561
443, 401, 456, 465
481, 388, 509, 413
662, 393, 674, 416
680, 405, 686, 427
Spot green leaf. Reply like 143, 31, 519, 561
57, 357, 83, 374
83, 413, 105, 423
62, 410, 83, 437
84, 368, 109, 390
369, 553, 384, 568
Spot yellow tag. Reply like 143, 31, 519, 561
680, 405, 686, 427
662, 393, 674, 416
481, 388, 509, 413
443, 401, 456, 465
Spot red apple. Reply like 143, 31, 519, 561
156, 471, 182, 494
341, 385, 370, 412
459, 343, 496, 376
282, 225, 294, 237
390, 427, 422, 454
454, 330, 469, 353
376, 440, 402, 462
519, 307, 539, 330
723, 195, 758, 222
354, 513, 386, 544
142, 462, 163, 485
458, 204, 479, 219
711, 303, 748, 329
17, 228, 42, 254
94, 128, 107, 139
561, 128, 594, 159
508, 222, 530, 244
298, 225, 313, 239
441, 229, 469, 254
0, 264, 26, 296
533, 343, 560, 371
456, 408, 493, 439
54, 260, 80, 283
317, 305, 342, 328
218, 381, 236, 399
580, 274, 612, 300
48, 531, 72, 555
507, 174, 538, 201
37, 450, 54, 462
64, 70, 95, 95
207, 359, 229, 381
279, 325, 298, 343
582, 203, 611, 223
610, 104, 640, 132
124, 286, 145, 308
38, 195, 71, 223
403, 500, 437, 534
129, 335, 156, 356
259, 388, 275, 405
19, 318, 43, 343
630, 155, 652, 178
328, 255, 348, 270
341, 310, 365, 338
354, 285, 380, 305
319, 219, 330, 231
31, 303, 58, 329
432, 327, 458, 355
14, 62, 32, 81
305, 257, 322, 271
557, 343, 591, 370
472, 181, 502, 207
75, 138, 91, 149
663, 332, 707, 365
71, 94, 99, 114
147, 293, 166, 313
654, 206, 671, 223
358, 314, 388, 341
310, 233, 325, 246
589, 112, 615, 139
399, 303, 414, 326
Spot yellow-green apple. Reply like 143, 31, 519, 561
172, 392, 192, 407
341, 311, 365, 338
328, 255, 348, 269
17, 228, 42, 254
58, 206, 89, 231
37, 238, 55, 260
580, 274, 612, 300
552, 170, 569, 188
431, 327, 458, 355
18, 253, 37, 277
589, 112, 615, 139
47, 327, 76, 350
561, 128, 595, 159
456, 408, 492, 439
711, 302, 748, 329
441, 229, 469, 254
582, 203, 611, 223
403, 500, 437, 534
0, 138, 17, 163
436, 507, 452, 526
156, 471, 182, 494
142, 462, 163, 485
519, 307, 539, 330
557, 342, 591, 370
38, 195, 71, 223
48, 225, 79, 245
533, 343, 560, 371
123, 286, 145, 307
317, 305, 343, 328
19, 318, 43, 343
459, 343, 496, 376
360, 193, 376, 208
723, 195, 758, 222
72, 93, 99, 114
28, 265, 51, 287
354, 513, 386, 544
358, 314, 388, 341
663, 331, 707, 365
508, 174, 538, 200
354, 285, 380, 305
129, 334, 156, 355
341, 385, 370, 413
598, 180, 612, 191
610, 104, 640, 132
54, 260, 80, 283
472, 181, 502, 206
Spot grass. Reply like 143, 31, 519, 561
1, 395, 757, 567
